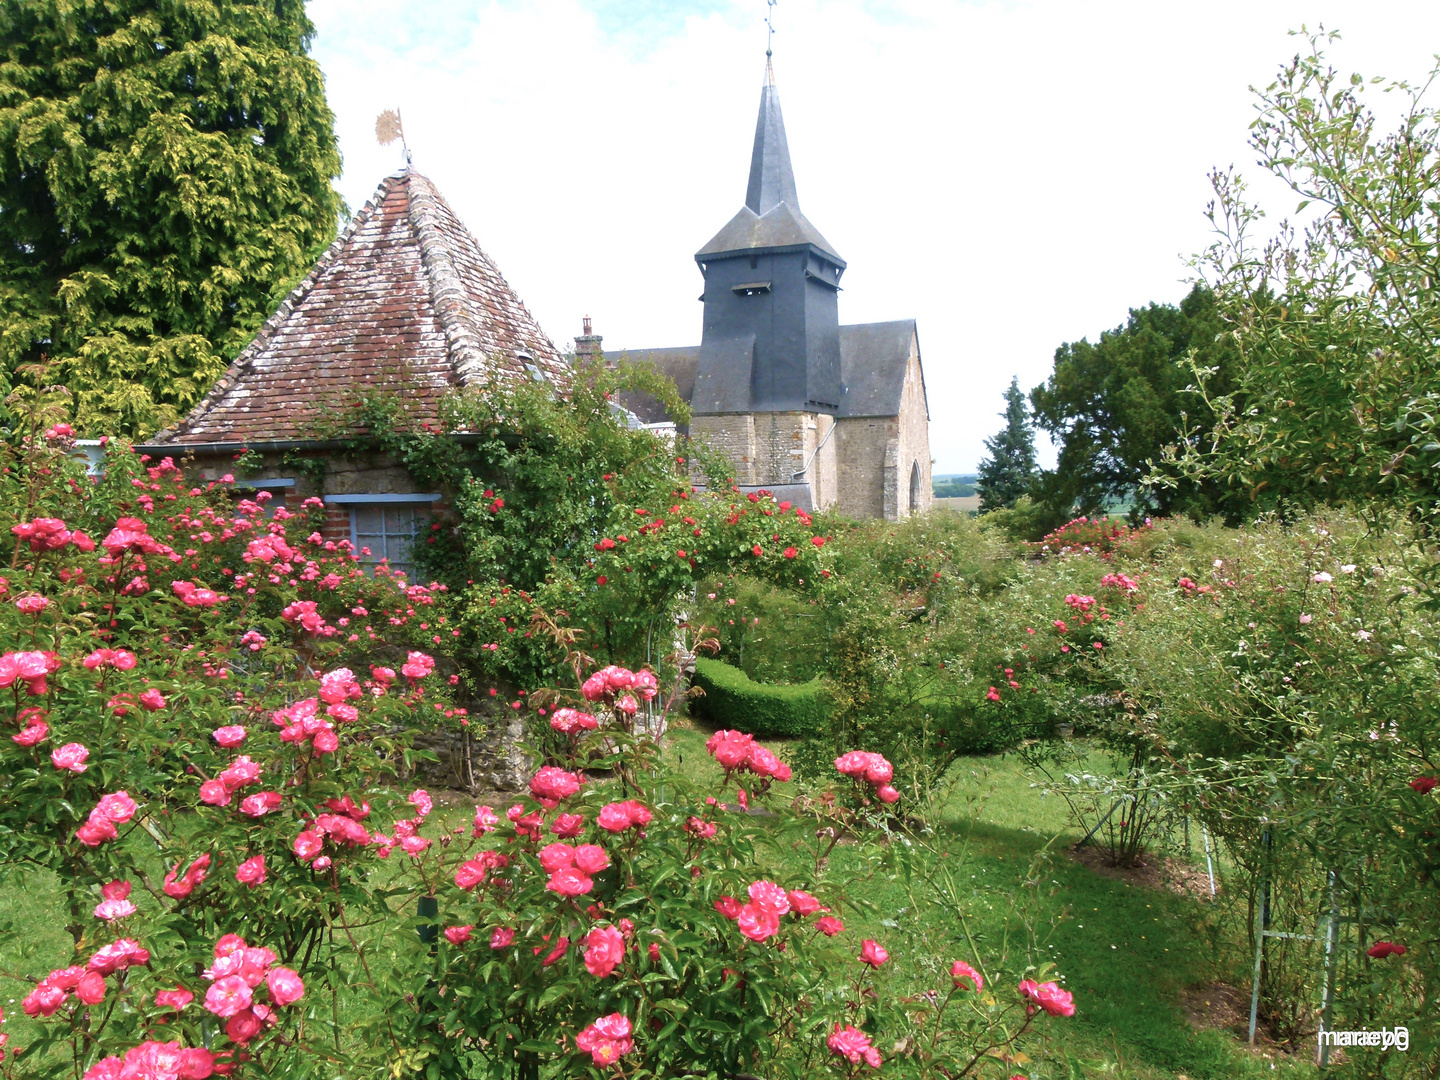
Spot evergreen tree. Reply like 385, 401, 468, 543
976, 376, 1037, 511
0, 0, 344, 435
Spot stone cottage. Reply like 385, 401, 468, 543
138, 167, 566, 574
586, 58, 933, 520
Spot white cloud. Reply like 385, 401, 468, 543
307, 0, 1440, 473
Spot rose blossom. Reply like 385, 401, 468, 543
574, 844, 609, 874
529, 766, 582, 806
95, 791, 137, 823
828, 1023, 881, 1068
576, 1013, 633, 1066
714, 896, 742, 920
551, 812, 584, 838
235, 856, 267, 887
155, 988, 194, 1011
546, 867, 594, 897
737, 903, 780, 942
204, 975, 253, 1018
583, 925, 626, 978
859, 939, 889, 967
747, 880, 790, 916
266, 967, 305, 1006
490, 927, 516, 949
52, 742, 89, 772
1019, 978, 1075, 1017
816, 916, 844, 937
786, 889, 823, 916
212, 726, 247, 747
951, 960, 983, 991
538, 842, 576, 873
239, 791, 282, 817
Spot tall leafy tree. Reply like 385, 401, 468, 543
1029, 284, 1237, 521
976, 375, 1037, 511
0, 0, 344, 435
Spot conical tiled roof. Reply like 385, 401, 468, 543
150, 169, 565, 446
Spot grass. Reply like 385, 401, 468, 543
665, 722, 1319, 1079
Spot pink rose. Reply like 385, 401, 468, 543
706, 729, 754, 771
529, 766, 582, 806
951, 960, 983, 991
454, 859, 487, 889
408, 789, 433, 817
204, 975, 253, 1018
239, 791, 282, 817
76, 970, 107, 1005
266, 967, 305, 1006
581, 671, 608, 701
444, 925, 473, 945
235, 856, 267, 887
596, 802, 634, 832
539, 842, 576, 873
95, 791, 137, 823
473, 804, 499, 835
816, 916, 844, 937
714, 896, 742, 920
52, 742, 89, 772
737, 903, 780, 942
212, 726, 246, 747
576, 1012, 634, 1066
550, 812, 584, 837
94, 898, 138, 921
747, 879, 790, 916
828, 1023, 881, 1067
138, 689, 166, 711
546, 867, 594, 897
876, 785, 900, 804
574, 844, 609, 874
292, 831, 323, 862
155, 988, 194, 1011
859, 939, 889, 967
787, 889, 823, 916
199, 780, 231, 806
490, 927, 515, 949
13, 718, 48, 745
584, 925, 626, 977
1019, 978, 1075, 1017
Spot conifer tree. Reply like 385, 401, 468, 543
0, 0, 344, 435
976, 376, 1037, 511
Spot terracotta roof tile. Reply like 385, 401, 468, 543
151, 170, 566, 445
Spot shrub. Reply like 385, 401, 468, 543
690, 657, 825, 738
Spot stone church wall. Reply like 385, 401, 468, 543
691, 411, 838, 510
896, 353, 933, 517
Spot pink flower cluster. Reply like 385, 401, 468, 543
280, 599, 332, 635
828, 1023, 882, 1068
540, 841, 610, 897
25, 936, 151, 1018
94, 880, 138, 921
272, 698, 338, 753
550, 706, 599, 734
84, 647, 137, 670
76, 790, 137, 846
171, 580, 227, 608
530, 766, 583, 807
835, 750, 900, 803
199, 933, 305, 1045
12, 516, 94, 553
575, 1013, 633, 1066
199, 755, 266, 806
454, 849, 509, 890
597, 799, 651, 833
705, 729, 792, 782
400, 650, 435, 680
580, 664, 657, 714
715, 880, 827, 943
0, 648, 61, 694
83, 1041, 214, 1080
163, 854, 212, 898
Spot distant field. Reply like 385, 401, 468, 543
934, 494, 980, 513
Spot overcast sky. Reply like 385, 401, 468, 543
305, 0, 1440, 474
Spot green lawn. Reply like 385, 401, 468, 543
664, 722, 1319, 1080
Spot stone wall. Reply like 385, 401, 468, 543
896, 351, 933, 517
833, 416, 891, 519
690, 410, 837, 509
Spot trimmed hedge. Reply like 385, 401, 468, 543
691, 657, 826, 738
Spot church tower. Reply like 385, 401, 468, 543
689, 57, 845, 508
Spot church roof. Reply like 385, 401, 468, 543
148, 169, 565, 447
607, 320, 918, 420
696, 59, 843, 265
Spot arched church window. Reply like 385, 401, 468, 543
909, 461, 921, 515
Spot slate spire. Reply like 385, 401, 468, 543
745, 56, 800, 215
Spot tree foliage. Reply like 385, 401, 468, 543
1165, 31, 1440, 523
976, 376, 1037, 512
1029, 285, 1236, 523
0, 0, 343, 436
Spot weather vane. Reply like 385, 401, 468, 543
765, 0, 777, 57
375, 108, 410, 166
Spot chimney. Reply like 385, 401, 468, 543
574, 316, 605, 367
